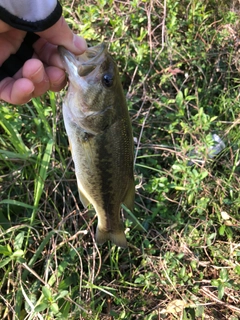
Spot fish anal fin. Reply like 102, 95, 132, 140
96, 227, 127, 248
78, 187, 90, 208
123, 179, 135, 212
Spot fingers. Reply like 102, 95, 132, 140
0, 29, 26, 64
0, 59, 67, 104
0, 20, 14, 33
0, 15, 85, 104
36, 16, 87, 55
0, 78, 34, 104
45, 66, 67, 92
33, 38, 64, 68
34, 16, 87, 69
22, 59, 50, 96
22, 59, 66, 93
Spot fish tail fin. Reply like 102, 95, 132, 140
96, 227, 128, 248
109, 231, 128, 248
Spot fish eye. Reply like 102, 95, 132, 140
102, 74, 114, 87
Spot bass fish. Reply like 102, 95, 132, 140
59, 43, 135, 247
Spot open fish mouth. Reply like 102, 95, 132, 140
58, 43, 107, 77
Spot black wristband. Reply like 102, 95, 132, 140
0, 32, 40, 81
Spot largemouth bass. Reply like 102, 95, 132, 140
59, 43, 135, 248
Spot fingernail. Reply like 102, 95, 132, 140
73, 34, 87, 53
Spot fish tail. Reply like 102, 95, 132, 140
96, 227, 127, 248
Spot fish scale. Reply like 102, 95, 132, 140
59, 43, 135, 247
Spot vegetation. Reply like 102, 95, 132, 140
0, 0, 239, 319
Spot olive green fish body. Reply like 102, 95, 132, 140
59, 44, 134, 247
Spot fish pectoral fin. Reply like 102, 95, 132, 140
96, 227, 127, 248
123, 179, 135, 212
78, 187, 90, 208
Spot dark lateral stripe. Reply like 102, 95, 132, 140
0, 33, 40, 81
96, 135, 119, 231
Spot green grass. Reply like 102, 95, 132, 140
1, 0, 240, 319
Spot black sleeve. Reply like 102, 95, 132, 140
0, 0, 62, 32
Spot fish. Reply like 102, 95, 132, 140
58, 43, 135, 248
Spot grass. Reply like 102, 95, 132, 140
0, 0, 240, 319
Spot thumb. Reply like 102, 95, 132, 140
36, 16, 87, 55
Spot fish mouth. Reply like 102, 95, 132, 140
58, 43, 107, 77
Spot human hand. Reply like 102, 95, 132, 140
0, 16, 87, 104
